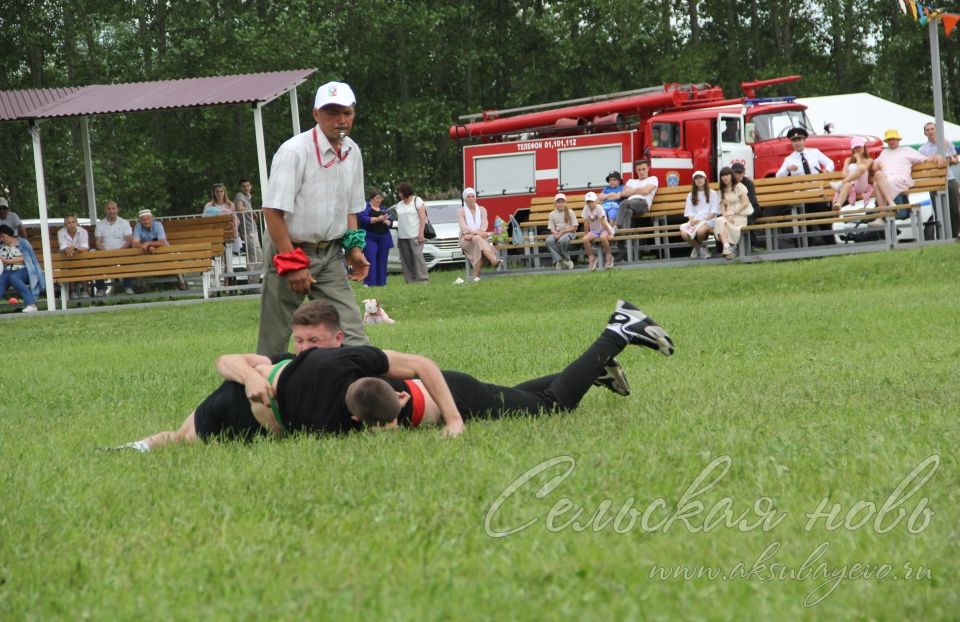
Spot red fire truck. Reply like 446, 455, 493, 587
448, 76, 881, 222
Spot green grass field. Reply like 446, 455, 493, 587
2, 245, 958, 621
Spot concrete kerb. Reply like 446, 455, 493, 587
0, 292, 261, 320
3, 240, 951, 316
473, 239, 948, 278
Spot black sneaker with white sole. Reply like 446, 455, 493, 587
593, 357, 631, 396
607, 300, 675, 356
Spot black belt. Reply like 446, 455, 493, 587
293, 239, 340, 253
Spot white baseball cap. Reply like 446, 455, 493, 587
692, 170, 707, 179
584, 191, 598, 202
314, 81, 356, 109
554, 193, 567, 202
0, 198, 8, 207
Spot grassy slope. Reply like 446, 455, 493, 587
1, 245, 958, 621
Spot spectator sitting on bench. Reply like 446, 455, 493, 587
829, 137, 874, 208
58, 213, 89, 257
94, 200, 134, 296
597, 171, 624, 222
133, 209, 168, 254
681, 171, 720, 260
776, 127, 836, 246
0, 224, 41, 313
458, 187, 500, 282
715, 167, 753, 260
133, 209, 187, 292
546, 193, 578, 270
919, 121, 960, 238
873, 128, 944, 208
0, 199, 27, 238
615, 160, 658, 231
731, 163, 762, 249
581, 192, 615, 271
57, 214, 92, 298
775, 127, 834, 177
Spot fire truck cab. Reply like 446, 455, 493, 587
450, 77, 881, 223
646, 99, 871, 185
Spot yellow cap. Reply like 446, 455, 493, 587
883, 129, 902, 141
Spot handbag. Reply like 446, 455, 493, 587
417, 197, 437, 239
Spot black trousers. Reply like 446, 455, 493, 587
443, 331, 624, 420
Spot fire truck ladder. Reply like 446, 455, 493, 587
456, 83, 712, 123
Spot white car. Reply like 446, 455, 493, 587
388, 199, 465, 272
831, 192, 934, 243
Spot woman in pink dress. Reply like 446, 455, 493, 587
829, 137, 874, 207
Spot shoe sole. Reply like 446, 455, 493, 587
594, 361, 630, 396
612, 300, 675, 356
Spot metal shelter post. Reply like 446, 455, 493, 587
289, 86, 301, 136
29, 122, 56, 311
928, 17, 951, 238
253, 104, 269, 199
80, 116, 97, 224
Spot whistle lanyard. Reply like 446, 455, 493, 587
312, 127, 351, 168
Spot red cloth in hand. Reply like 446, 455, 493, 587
273, 247, 310, 276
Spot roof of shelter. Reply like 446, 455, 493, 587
1, 68, 316, 121
0, 87, 82, 121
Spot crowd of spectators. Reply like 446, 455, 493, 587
1, 183, 268, 308
3, 120, 957, 311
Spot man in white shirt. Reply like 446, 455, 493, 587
775, 127, 834, 177
615, 160, 659, 230
775, 127, 836, 245
257, 81, 370, 355
94, 200, 134, 295
918, 121, 959, 238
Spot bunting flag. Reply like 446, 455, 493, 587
896, 1, 960, 38
944, 13, 960, 37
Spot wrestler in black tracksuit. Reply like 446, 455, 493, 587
191, 331, 626, 439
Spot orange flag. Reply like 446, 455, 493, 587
943, 13, 960, 37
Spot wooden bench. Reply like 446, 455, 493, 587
50, 242, 220, 309
163, 214, 235, 245
165, 215, 265, 293
741, 161, 948, 254
513, 184, 700, 263
30, 215, 232, 281
27, 214, 233, 252
505, 161, 948, 268
521, 187, 687, 229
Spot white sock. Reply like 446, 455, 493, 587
605, 325, 631, 344
122, 440, 151, 453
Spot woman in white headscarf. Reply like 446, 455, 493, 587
457, 188, 500, 281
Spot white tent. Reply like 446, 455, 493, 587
797, 92, 960, 146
